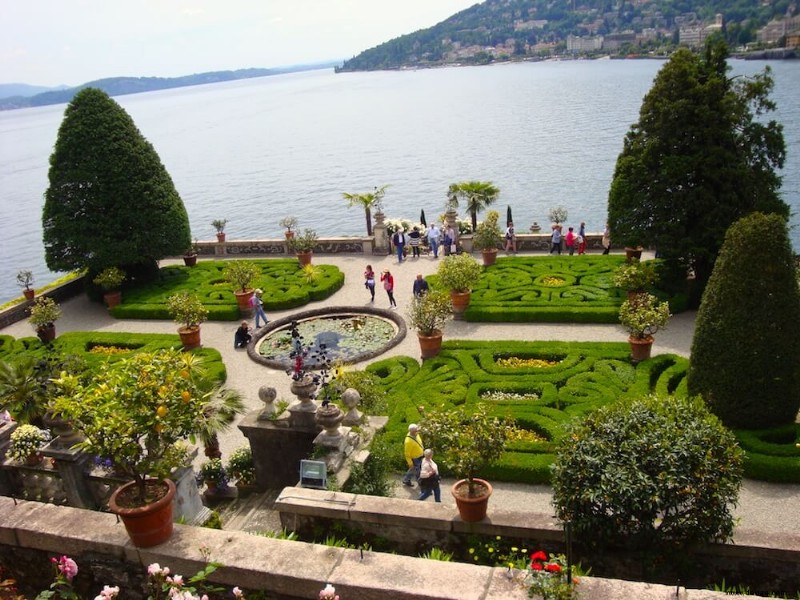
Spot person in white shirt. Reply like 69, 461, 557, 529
418, 448, 441, 502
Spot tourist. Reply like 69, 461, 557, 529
381, 269, 397, 309
427, 223, 441, 258
412, 274, 429, 298
578, 221, 586, 255
417, 448, 441, 503
565, 227, 576, 255
602, 223, 611, 255
408, 226, 422, 258
402, 424, 424, 487
233, 321, 252, 349
392, 228, 406, 263
443, 224, 456, 256
550, 225, 562, 255
250, 289, 269, 328
505, 221, 516, 254
364, 264, 376, 302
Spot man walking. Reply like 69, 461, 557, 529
402, 423, 424, 486
392, 228, 406, 263
412, 274, 429, 298
427, 224, 441, 259
250, 289, 269, 328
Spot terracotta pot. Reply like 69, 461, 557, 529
450, 290, 471, 320
25, 453, 43, 466
625, 247, 643, 262
296, 251, 312, 266
451, 478, 493, 522
481, 249, 498, 266
109, 479, 176, 548
234, 289, 255, 315
177, 325, 201, 350
183, 254, 197, 267
216, 232, 226, 243
417, 329, 443, 359
23, 288, 35, 300
36, 324, 56, 344
284, 231, 295, 240
103, 290, 122, 309
628, 335, 654, 362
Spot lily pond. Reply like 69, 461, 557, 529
258, 314, 398, 365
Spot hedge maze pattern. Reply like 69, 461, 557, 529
463, 256, 628, 323
367, 340, 690, 484
113, 259, 344, 321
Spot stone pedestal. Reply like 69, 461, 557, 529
314, 404, 346, 448
372, 211, 390, 255
341, 388, 363, 426
288, 376, 318, 429
42, 442, 97, 509
0, 421, 17, 496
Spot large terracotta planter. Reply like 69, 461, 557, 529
625, 247, 643, 262
417, 330, 443, 359
109, 478, 176, 548
103, 290, 122, 309
234, 289, 255, 316
452, 478, 493, 522
183, 254, 198, 267
36, 324, 56, 344
450, 290, 471, 320
628, 335, 654, 362
177, 325, 201, 350
216, 232, 226, 243
296, 251, 312, 266
481, 249, 498, 266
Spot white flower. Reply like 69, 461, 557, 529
94, 585, 120, 600
232, 587, 243, 598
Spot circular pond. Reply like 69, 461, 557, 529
247, 306, 407, 370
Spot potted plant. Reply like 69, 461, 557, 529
222, 260, 260, 313
279, 216, 298, 240
50, 349, 212, 547
28, 296, 62, 343
199, 458, 229, 494
7, 423, 51, 465
618, 292, 671, 362
226, 446, 257, 495
613, 258, 658, 298
166, 291, 208, 350
436, 253, 483, 318
183, 239, 200, 267
406, 290, 452, 358
472, 210, 503, 266
288, 228, 319, 266
92, 266, 126, 309
211, 219, 228, 242
421, 403, 516, 522
16, 270, 34, 300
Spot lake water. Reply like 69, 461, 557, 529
1, 59, 798, 304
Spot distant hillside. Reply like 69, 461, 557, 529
0, 63, 339, 111
337, 0, 789, 71
0, 83, 70, 98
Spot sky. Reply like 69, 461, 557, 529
0, 0, 480, 87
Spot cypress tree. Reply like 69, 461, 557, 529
43, 88, 190, 275
688, 212, 800, 429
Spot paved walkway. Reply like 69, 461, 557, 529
2, 250, 797, 536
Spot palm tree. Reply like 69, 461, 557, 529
446, 181, 500, 232
342, 185, 389, 236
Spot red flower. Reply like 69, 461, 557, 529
530, 550, 548, 562
530, 562, 543, 571
545, 563, 562, 573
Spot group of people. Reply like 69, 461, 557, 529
403, 423, 441, 502
391, 223, 458, 263
234, 288, 269, 348
364, 265, 429, 308
550, 222, 611, 255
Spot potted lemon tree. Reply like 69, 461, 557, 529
211, 219, 228, 242
166, 291, 208, 350
613, 258, 658, 299
436, 252, 482, 319
288, 228, 318, 266
222, 260, 260, 315
279, 216, 298, 240
421, 403, 516, 522
28, 296, 62, 343
16, 270, 35, 300
92, 266, 126, 309
619, 292, 671, 362
406, 290, 452, 359
50, 349, 212, 547
472, 210, 503, 266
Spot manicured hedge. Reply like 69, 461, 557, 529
733, 425, 800, 483
111, 260, 344, 321
427, 256, 682, 323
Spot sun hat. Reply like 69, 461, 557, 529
255, 288, 263, 294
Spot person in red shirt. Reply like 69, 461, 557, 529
381, 269, 397, 309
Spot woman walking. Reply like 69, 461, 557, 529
364, 264, 376, 302
417, 448, 441, 502
381, 269, 397, 309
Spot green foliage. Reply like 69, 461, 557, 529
618, 293, 671, 339
342, 184, 388, 236
278, 215, 298, 232
405, 290, 452, 336
199, 458, 228, 486
551, 395, 744, 550
288, 229, 319, 253
16, 270, 33, 290
689, 212, 800, 429
92, 266, 126, 291
419, 547, 454, 562
166, 291, 208, 329
28, 297, 61, 329
733, 425, 800, 483
222, 260, 260, 293
211, 219, 227, 233
436, 252, 482, 293
472, 210, 503, 251
330, 370, 388, 416
43, 88, 190, 273
607, 40, 787, 302
612, 259, 658, 291
548, 206, 568, 225
344, 434, 394, 497
112, 260, 344, 320
7, 424, 50, 462
226, 445, 255, 485
446, 181, 500, 232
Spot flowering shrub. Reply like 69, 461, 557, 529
7, 424, 51, 463
496, 357, 559, 368
527, 551, 577, 600
319, 584, 340, 600
226, 446, 255, 486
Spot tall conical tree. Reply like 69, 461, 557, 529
688, 212, 800, 429
43, 88, 190, 275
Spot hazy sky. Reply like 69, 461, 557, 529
1, 0, 479, 86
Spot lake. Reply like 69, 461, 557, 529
1, 59, 798, 304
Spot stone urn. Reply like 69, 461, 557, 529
290, 376, 317, 410
341, 388, 363, 426
257, 386, 278, 420
315, 402, 345, 446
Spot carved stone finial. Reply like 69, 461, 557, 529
341, 388, 363, 426
257, 386, 278, 420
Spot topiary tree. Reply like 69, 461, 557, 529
43, 88, 190, 276
688, 212, 800, 429
552, 395, 743, 551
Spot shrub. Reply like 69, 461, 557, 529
472, 210, 503, 251
222, 260, 259, 293
618, 293, 671, 339
551, 395, 744, 550
612, 258, 658, 291
92, 266, 126, 291
436, 253, 482, 293
166, 291, 208, 329
7, 424, 51, 462
688, 212, 800, 429
226, 446, 255, 486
